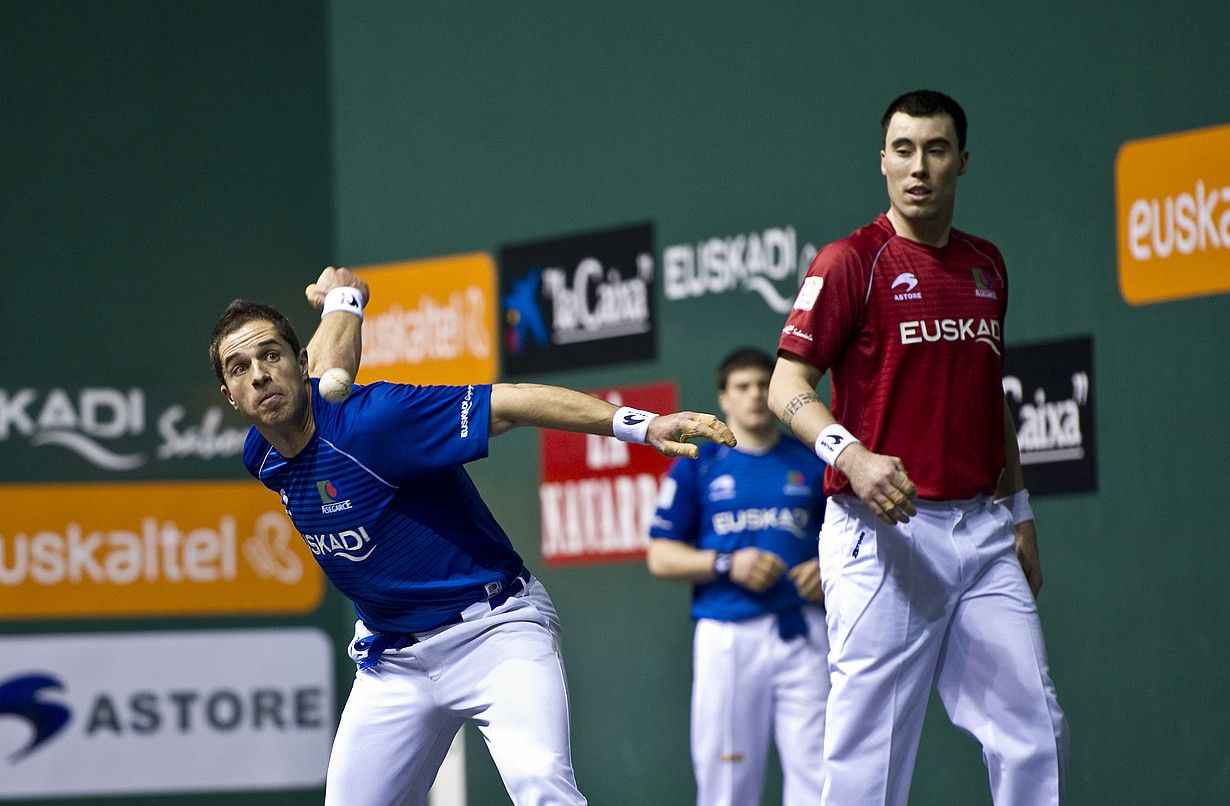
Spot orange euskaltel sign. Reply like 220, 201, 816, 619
357, 253, 498, 385
1116, 122, 1230, 304
0, 481, 323, 619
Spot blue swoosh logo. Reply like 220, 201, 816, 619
0, 674, 72, 761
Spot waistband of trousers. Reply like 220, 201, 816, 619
353, 567, 532, 671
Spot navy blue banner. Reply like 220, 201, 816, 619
499, 223, 656, 377
1003, 335, 1098, 496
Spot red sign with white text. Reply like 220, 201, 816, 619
539, 382, 677, 566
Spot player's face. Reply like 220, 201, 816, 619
880, 112, 968, 235
216, 319, 310, 429
718, 367, 775, 434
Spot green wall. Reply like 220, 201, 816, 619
1, 2, 345, 804
3, 1, 1229, 804
328, 3, 1230, 804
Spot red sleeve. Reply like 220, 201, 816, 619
995, 244, 1009, 322
777, 239, 870, 374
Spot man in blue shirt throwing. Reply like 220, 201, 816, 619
209, 269, 735, 806
648, 347, 830, 806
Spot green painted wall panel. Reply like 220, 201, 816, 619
329, 3, 1230, 804
3, 1, 1227, 803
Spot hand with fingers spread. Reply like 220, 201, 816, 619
838, 443, 918, 525
305, 266, 370, 311
647, 411, 737, 459
729, 547, 787, 593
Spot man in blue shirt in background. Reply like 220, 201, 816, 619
209, 268, 736, 806
648, 347, 829, 806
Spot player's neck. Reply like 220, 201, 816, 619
730, 423, 781, 453
886, 207, 954, 248
262, 406, 317, 459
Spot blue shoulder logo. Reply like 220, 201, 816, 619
0, 673, 72, 761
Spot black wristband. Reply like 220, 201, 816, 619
713, 552, 733, 580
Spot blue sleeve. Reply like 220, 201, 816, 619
320, 381, 491, 483
649, 456, 701, 543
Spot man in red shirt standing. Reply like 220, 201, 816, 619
769, 90, 1068, 805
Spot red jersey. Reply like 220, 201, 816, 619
779, 214, 1008, 500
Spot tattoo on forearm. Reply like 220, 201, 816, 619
781, 392, 819, 427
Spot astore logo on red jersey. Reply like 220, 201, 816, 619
891, 272, 922, 301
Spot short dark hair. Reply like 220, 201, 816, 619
209, 299, 302, 380
716, 347, 774, 390
881, 90, 968, 151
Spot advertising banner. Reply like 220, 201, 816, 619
356, 253, 498, 385
0, 385, 247, 478
0, 481, 322, 619
539, 382, 677, 566
1003, 336, 1098, 496
662, 225, 817, 314
0, 628, 334, 798
500, 223, 656, 376
1116, 122, 1230, 304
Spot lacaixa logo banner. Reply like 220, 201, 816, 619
500, 223, 656, 376
1002, 336, 1097, 496
539, 381, 677, 566
0, 481, 323, 619
355, 253, 498, 385
1116, 122, 1230, 304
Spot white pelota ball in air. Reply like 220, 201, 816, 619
319, 367, 353, 403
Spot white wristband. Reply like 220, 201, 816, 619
322, 286, 365, 320
814, 423, 860, 465
995, 488, 1035, 525
612, 406, 657, 444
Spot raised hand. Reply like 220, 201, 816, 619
305, 266, 370, 311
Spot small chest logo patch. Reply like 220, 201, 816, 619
891, 272, 922, 301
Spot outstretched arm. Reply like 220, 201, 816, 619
488, 383, 736, 459
302, 266, 369, 378
768, 354, 917, 524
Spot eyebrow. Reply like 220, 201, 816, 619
222, 339, 283, 369
890, 136, 954, 149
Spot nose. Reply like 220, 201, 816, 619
250, 360, 271, 385
909, 151, 928, 177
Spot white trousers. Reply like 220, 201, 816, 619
325, 578, 586, 806
818, 494, 1068, 806
691, 607, 829, 806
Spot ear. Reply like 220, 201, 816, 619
219, 383, 238, 410
298, 348, 310, 379
958, 150, 969, 176
880, 149, 888, 177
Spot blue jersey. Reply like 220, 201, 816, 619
650, 437, 826, 622
243, 379, 523, 633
